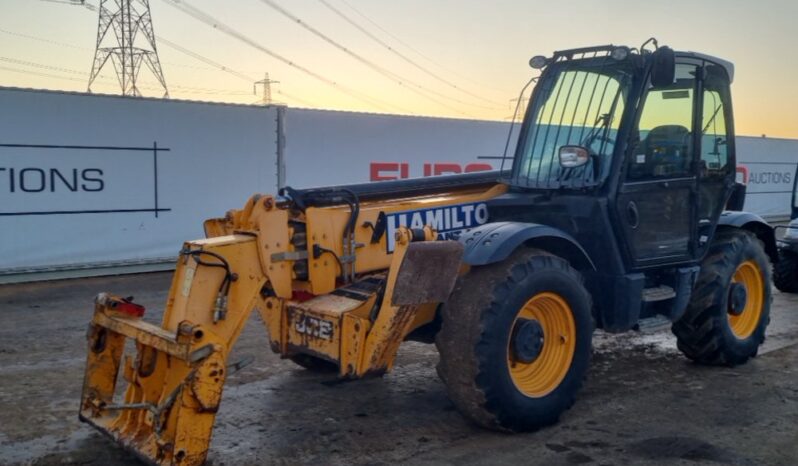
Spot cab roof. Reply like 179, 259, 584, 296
675, 51, 735, 83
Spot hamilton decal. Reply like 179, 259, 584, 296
385, 202, 489, 252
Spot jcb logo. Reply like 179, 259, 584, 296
294, 314, 334, 341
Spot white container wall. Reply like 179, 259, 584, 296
1, 88, 795, 282
0, 87, 280, 280
736, 136, 797, 219
284, 109, 796, 220
283, 108, 517, 188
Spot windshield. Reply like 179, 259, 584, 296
512, 58, 634, 188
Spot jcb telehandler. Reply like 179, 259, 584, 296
80, 42, 778, 465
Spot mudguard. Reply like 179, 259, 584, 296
718, 211, 778, 262
459, 221, 595, 270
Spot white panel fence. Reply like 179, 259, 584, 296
1, 88, 795, 282
0, 88, 280, 282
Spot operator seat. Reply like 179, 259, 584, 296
632, 124, 691, 178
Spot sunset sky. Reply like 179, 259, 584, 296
1, 0, 796, 138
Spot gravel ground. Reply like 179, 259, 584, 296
0, 272, 797, 465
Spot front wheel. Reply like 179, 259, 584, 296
436, 249, 593, 432
673, 230, 772, 366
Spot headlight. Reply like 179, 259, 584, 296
529, 55, 549, 69
611, 46, 630, 61
785, 221, 798, 240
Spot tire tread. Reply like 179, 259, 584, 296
436, 249, 591, 431
672, 230, 771, 366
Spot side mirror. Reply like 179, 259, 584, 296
559, 146, 590, 168
650, 46, 675, 87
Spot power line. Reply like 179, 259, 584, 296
0, 27, 249, 75
155, 37, 316, 107
21, 3, 317, 107
0, 57, 253, 96
155, 36, 254, 82
0, 65, 88, 83
315, 0, 500, 107
64, 0, 371, 109
0, 65, 167, 92
31, 0, 415, 111
0, 56, 88, 76
256, 0, 480, 116
0, 27, 244, 81
0, 27, 91, 50
335, 0, 510, 95
161, 0, 414, 115
273, 89, 315, 107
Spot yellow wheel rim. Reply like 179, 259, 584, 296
728, 260, 765, 339
507, 292, 576, 398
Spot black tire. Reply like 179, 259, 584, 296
288, 354, 339, 372
773, 250, 798, 293
435, 249, 593, 432
673, 230, 772, 366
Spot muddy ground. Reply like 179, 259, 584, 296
0, 272, 797, 465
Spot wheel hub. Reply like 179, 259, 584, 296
728, 282, 748, 316
512, 318, 545, 363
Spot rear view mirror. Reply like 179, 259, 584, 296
650, 46, 675, 87
559, 146, 589, 168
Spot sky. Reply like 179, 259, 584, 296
1, 0, 797, 138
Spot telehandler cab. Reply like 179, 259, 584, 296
773, 163, 798, 292
80, 41, 777, 465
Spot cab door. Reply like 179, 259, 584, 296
695, 64, 736, 258
615, 63, 699, 268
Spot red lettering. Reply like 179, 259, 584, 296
433, 163, 462, 176
400, 163, 409, 179
464, 163, 493, 173
370, 162, 399, 181
371, 161, 496, 180
736, 165, 749, 185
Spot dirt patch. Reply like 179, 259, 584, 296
1, 274, 797, 465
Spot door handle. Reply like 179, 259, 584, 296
627, 201, 640, 229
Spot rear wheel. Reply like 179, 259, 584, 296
773, 250, 798, 293
436, 249, 593, 431
673, 230, 771, 366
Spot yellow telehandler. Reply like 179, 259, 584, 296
80, 42, 778, 465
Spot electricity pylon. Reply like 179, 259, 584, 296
87, 0, 169, 97
254, 73, 279, 105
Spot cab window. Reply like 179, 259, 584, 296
700, 65, 732, 178
627, 64, 697, 180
